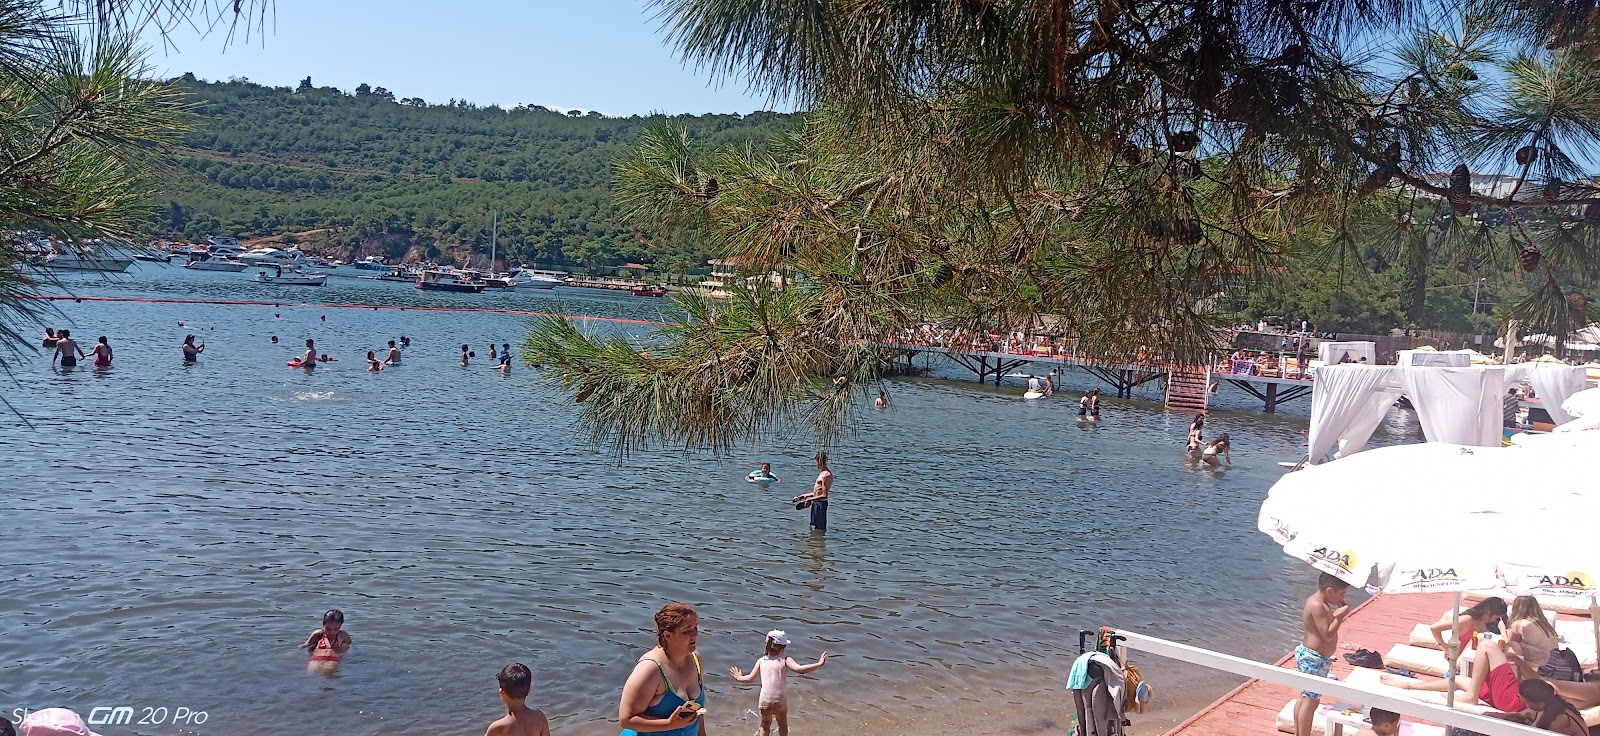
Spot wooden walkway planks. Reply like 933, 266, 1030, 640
1164, 592, 1455, 736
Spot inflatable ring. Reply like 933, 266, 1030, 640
287, 358, 310, 367
746, 472, 779, 485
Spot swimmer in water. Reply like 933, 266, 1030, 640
1186, 413, 1206, 458
751, 463, 780, 482
461, 344, 471, 367
42, 327, 58, 348
488, 343, 498, 362
303, 609, 351, 674
500, 343, 512, 368
1201, 433, 1232, 466
52, 329, 82, 368
317, 353, 335, 363
367, 351, 383, 371
1089, 389, 1101, 420
182, 335, 204, 363
302, 339, 317, 367
400, 336, 410, 349
874, 390, 888, 409
385, 340, 402, 365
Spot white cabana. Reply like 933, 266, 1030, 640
1308, 365, 1501, 462
1307, 363, 1591, 463
1397, 349, 1473, 367
1504, 362, 1589, 425
1318, 340, 1375, 365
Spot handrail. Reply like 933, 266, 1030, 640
1115, 629, 1549, 736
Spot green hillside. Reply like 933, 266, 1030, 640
144, 75, 794, 269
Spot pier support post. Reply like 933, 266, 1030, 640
1264, 382, 1278, 413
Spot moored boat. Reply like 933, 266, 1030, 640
415, 269, 486, 293
253, 270, 327, 286
352, 255, 389, 271
183, 255, 249, 272
39, 249, 135, 272
374, 265, 418, 282
632, 286, 668, 297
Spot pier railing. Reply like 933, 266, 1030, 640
1116, 629, 1549, 736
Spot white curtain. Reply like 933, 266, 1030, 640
1307, 366, 1403, 463
1400, 367, 1505, 447
1505, 364, 1587, 425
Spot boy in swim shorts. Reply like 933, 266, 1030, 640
486, 662, 550, 736
1295, 572, 1351, 736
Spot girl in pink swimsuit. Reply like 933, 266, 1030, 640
302, 609, 352, 672
728, 630, 828, 736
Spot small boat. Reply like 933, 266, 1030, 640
632, 286, 668, 297
132, 248, 171, 262
183, 255, 249, 272
374, 265, 417, 282
238, 247, 308, 268
352, 255, 389, 271
253, 270, 327, 286
301, 256, 338, 272
415, 269, 486, 293
463, 269, 517, 289
39, 249, 135, 272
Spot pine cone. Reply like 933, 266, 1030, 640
702, 175, 719, 200
1384, 141, 1401, 166
1279, 44, 1308, 67
1586, 203, 1600, 227
1568, 292, 1589, 325
1515, 146, 1538, 166
1121, 144, 1143, 165
1357, 165, 1393, 196
1544, 179, 1563, 200
1169, 130, 1200, 153
1518, 244, 1542, 273
1448, 164, 1472, 216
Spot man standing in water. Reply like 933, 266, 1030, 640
794, 452, 833, 533
1294, 573, 1351, 736
303, 338, 318, 368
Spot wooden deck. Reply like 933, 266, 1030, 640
1165, 591, 1455, 736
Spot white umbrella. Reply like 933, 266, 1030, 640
1562, 386, 1600, 419
1259, 434, 1600, 705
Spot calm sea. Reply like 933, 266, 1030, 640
0, 265, 1422, 736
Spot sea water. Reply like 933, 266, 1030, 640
0, 265, 1422, 736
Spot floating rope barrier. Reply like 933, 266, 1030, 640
22, 294, 668, 326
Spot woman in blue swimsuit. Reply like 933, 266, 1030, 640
619, 603, 706, 736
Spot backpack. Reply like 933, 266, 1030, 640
1538, 646, 1583, 682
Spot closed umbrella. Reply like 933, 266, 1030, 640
1259, 434, 1600, 705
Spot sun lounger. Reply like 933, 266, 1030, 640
1463, 589, 1595, 615
1385, 644, 1465, 677
1272, 693, 1446, 735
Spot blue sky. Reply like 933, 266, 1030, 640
136, 1, 787, 116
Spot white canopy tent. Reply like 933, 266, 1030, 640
1318, 340, 1375, 365
1306, 363, 1589, 463
1397, 349, 1472, 367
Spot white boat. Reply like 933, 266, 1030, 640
374, 265, 417, 282
39, 249, 135, 272
519, 274, 560, 289
301, 255, 338, 272
238, 247, 309, 268
352, 255, 389, 271
206, 237, 246, 259
415, 269, 486, 293
253, 270, 326, 286
183, 255, 248, 272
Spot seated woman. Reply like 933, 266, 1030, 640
1514, 679, 1590, 736
1505, 595, 1561, 677
1382, 638, 1525, 713
1426, 598, 1507, 671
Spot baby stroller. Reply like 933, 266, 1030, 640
1069, 628, 1129, 736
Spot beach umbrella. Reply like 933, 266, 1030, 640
1562, 386, 1600, 419
1259, 434, 1600, 705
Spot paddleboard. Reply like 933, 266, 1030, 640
1023, 390, 1045, 400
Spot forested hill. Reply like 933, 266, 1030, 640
145, 75, 794, 269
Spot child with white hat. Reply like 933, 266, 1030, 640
728, 629, 828, 736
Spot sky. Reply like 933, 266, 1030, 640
134, 1, 788, 116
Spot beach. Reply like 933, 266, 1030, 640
0, 266, 1424, 735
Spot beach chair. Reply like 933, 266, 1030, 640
1069, 629, 1129, 736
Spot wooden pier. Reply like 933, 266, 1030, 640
883, 343, 1315, 413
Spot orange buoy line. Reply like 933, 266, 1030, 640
22, 295, 669, 326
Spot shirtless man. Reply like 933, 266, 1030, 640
485, 663, 549, 736
794, 452, 833, 533
386, 340, 402, 365
1295, 573, 1351, 736
303, 339, 317, 368
52, 329, 83, 367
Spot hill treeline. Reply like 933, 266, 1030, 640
143, 75, 793, 269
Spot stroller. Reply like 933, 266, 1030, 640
1069, 628, 1130, 736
